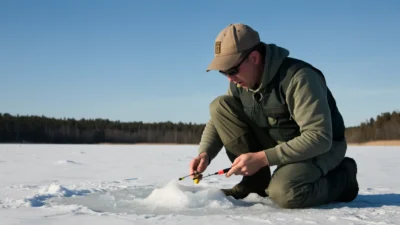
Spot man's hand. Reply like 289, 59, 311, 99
226, 151, 269, 177
189, 152, 209, 178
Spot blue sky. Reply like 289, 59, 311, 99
1, 0, 399, 127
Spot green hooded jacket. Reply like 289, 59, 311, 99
198, 43, 347, 173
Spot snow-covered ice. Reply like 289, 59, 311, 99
1, 143, 399, 224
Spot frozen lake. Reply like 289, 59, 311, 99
0, 144, 399, 224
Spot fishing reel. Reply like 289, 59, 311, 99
193, 173, 203, 184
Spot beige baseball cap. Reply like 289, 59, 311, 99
206, 23, 260, 72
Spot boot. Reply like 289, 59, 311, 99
221, 166, 270, 199
326, 157, 359, 203
220, 139, 271, 200
336, 157, 359, 202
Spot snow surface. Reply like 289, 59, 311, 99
1, 144, 400, 224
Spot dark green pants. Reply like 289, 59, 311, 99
209, 95, 348, 208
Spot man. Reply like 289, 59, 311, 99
189, 23, 359, 209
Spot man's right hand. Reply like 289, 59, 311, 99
189, 152, 209, 178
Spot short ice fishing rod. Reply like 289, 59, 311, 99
178, 167, 231, 184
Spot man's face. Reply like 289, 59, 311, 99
220, 51, 262, 90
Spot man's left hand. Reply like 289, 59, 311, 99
226, 151, 269, 177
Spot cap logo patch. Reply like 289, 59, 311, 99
215, 41, 221, 54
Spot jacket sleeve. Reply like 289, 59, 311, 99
197, 119, 223, 162
263, 67, 333, 166
198, 86, 234, 163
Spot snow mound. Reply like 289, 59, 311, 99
134, 180, 261, 211
39, 184, 76, 196
45, 180, 270, 215
23, 184, 91, 207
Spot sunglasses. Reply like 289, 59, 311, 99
218, 48, 253, 76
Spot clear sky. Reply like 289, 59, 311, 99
1, 0, 399, 127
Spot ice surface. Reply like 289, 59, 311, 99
0, 144, 400, 224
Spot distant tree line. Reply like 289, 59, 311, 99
345, 111, 400, 143
0, 111, 399, 144
0, 113, 205, 144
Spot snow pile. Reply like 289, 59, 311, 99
39, 184, 76, 196
136, 181, 234, 210
22, 184, 91, 207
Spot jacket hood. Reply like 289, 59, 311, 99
250, 43, 290, 93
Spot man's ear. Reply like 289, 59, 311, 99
249, 51, 261, 64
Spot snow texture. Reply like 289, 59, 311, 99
0, 144, 399, 224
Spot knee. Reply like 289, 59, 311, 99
209, 95, 238, 118
267, 181, 310, 209
267, 184, 295, 209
